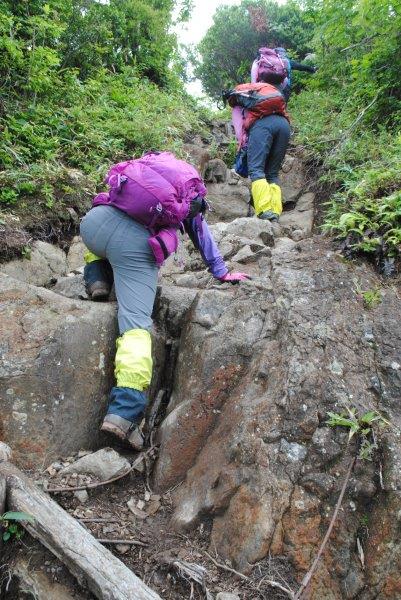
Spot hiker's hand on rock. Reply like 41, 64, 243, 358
218, 272, 251, 284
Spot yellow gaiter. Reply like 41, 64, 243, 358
84, 249, 102, 264
115, 328, 152, 391
251, 179, 283, 217
269, 183, 283, 216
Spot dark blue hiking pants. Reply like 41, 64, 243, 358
247, 114, 291, 183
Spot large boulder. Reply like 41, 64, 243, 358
204, 159, 228, 184
0, 272, 167, 467
159, 217, 276, 289
59, 447, 130, 479
154, 285, 198, 338
0, 273, 117, 467
206, 180, 250, 224
183, 142, 210, 177
154, 234, 401, 598
210, 120, 232, 147
209, 217, 276, 245
1, 240, 68, 287
280, 191, 315, 236
51, 273, 88, 300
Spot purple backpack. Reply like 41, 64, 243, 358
92, 151, 207, 230
255, 47, 287, 83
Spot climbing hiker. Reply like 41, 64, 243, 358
224, 52, 291, 222
251, 46, 317, 103
80, 151, 250, 449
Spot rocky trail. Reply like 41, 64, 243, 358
1, 130, 401, 600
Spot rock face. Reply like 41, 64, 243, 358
280, 191, 315, 238
183, 141, 210, 177
1, 240, 68, 286
0, 273, 117, 467
0, 268, 167, 468
154, 227, 401, 598
66, 235, 87, 272
280, 152, 306, 205
4, 136, 401, 599
204, 158, 228, 183
52, 273, 88, 300
0, 442, 12, 463
206, 178, 251, 224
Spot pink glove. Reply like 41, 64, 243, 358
218, 272, 251, 284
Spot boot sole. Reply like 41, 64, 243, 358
91, 290, 110, 301
100, 421, 144, 451
100, 421, 126, 440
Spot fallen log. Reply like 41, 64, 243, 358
0, 461, 162, 600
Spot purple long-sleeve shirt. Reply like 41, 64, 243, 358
183, 215, 228, 279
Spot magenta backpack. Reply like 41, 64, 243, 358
92, 151, 207, 230
254, 48, 287, 83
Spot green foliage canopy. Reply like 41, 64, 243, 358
0, 0, 187, 93
61, 0, 177, 84
312, 0, 401, 121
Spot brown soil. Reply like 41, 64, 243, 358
10, 446, 297, 600
0, 191, 91, 262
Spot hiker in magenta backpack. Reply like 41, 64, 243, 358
251, 47, 317, 103
226, 48, 291, 222
80, 151, 250, 449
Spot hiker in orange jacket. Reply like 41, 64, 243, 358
247, 108, 290, 221
226, 50, 291, 221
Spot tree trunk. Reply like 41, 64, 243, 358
0, 461, 162, 600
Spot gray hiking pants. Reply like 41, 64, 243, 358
80, 205, 158, 334
247, 114, 291, 183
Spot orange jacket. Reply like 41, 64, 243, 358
229, 82, 289, 131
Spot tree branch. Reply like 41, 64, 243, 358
294, 456, 357, 599
203, 550, 295, 599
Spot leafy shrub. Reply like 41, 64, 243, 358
0, 0, 201, 222
289, 0, 401, 272
0, 189, 18, 205
1, 511, 34, 542
0, 69, 206, 216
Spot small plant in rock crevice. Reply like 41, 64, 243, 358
361, 288, 382, 310
353, 279, 383, 310
0, 511, 34, 543
326, 407, 387, 459
21, 245, 32, 260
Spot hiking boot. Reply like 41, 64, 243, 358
258, 210, 279, 222
87, 281, 111, 301
84, 259, 113, 301
100, 414, 144, 451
